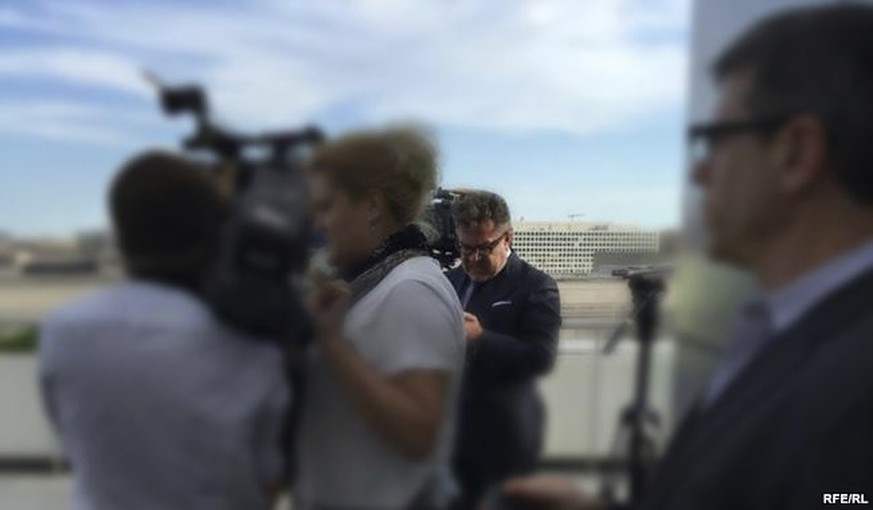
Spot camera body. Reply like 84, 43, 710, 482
423, 187, 463, 270
154, 82, 320, 340
206, 164, 313, 338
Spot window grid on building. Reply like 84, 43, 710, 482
511, 222, 660, 278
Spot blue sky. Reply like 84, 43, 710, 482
0, 0, 690, 237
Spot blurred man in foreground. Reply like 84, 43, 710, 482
501, 5, 873, 509
447, 191, 561, 509
38, 152, 289, 510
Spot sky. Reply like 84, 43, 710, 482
0, 0, 691, 237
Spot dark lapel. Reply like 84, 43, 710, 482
448, 267, 469, 295
643, 268, 873, 508
464, 252, 522, 314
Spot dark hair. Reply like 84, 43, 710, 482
452, 190, 512, 229
714, 4, 873, 205
109, 151, 227, 289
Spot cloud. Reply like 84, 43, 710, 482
0, 48, 151, 98
0, 0, 690, 136
0, 101, 157, 146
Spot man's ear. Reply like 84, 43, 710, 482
505, 229, 514, 247
775, 114, 828, 193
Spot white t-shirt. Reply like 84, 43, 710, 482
295, 256, 465, 509
38, 280, 289, 510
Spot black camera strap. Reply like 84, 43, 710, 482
343, 224, 431, 303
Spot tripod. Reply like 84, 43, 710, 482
600, 270, 667, 506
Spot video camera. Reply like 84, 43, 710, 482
147, 75, 462, 340
423, 188, 463, 270
148, 74, 320, 340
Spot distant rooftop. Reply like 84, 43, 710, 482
515, 221, 651, 232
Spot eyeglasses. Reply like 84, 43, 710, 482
459, 232, 507, 257
687, 114, 794, 162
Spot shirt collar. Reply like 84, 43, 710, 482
492, 249, 516, 279
766, 240, 873, 333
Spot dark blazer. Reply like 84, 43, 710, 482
447, 253, 561, 500
638, 268, 873, 510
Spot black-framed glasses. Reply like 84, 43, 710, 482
687, 114, 795, 161
459, 232, 507, 257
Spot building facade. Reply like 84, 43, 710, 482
512, 221, 660, 279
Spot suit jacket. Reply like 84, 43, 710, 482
638, 268, 873, 510
447, 252, 561, 473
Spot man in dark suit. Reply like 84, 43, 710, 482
498, 5, 873, 510
446, 190, 562, 510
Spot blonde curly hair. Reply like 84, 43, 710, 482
308, 125, 439, 225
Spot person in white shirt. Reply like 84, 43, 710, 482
296, 127, 465, 510
39, 151, 289, 510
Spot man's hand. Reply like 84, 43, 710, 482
464, 312, 484, 342
500, 475, 605, 510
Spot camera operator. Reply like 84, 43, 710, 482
295, 127, 466, 510
38, 151, 289, 510
496, 5, 873, 510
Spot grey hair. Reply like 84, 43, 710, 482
452, 190, 512, 229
